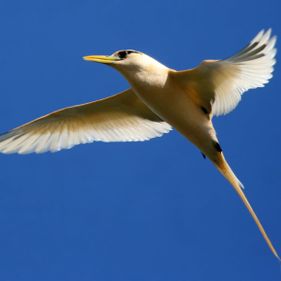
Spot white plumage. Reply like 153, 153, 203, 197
0, 29, 279, 260
0, 89, 172, 154
212, 29, 276, 115
176, 29, 277, 116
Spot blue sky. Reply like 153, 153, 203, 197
0, 0, 280, 280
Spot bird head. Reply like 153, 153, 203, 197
83, 49, 142, 66
83, 49, 169, 85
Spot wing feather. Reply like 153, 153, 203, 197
0, 89, 172, 154
175, 29, 277, 116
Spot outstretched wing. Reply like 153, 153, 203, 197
175, 29, 277, 116
0, 89, 172, 154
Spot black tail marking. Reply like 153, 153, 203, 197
213, 141, 222, 152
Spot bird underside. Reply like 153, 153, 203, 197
0, 29, 279, 260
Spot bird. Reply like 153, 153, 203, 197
0, 29, 278, 260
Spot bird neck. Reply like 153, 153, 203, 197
120, 63, 170, 90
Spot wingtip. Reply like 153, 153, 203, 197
265, 28, 272, 37
251, 28, 275, 45
252, 29, 265, 43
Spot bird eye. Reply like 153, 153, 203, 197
116, 50, 138, 59
118, 51, 127, 59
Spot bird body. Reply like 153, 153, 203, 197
112, 54, 218, 161
0, 30, 279, 260
131, 70, 217, 161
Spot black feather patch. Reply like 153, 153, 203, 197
200, 106, 209, 115
201, 152, 206, 159
213, 141, 222, 153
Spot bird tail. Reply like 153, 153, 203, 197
214, 153, 280, 261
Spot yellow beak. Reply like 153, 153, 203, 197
83, 55, 119, 64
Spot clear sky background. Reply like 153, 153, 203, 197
0, 0, 280, 280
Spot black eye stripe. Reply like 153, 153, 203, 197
118, 51, 127, 59
116, 50, 139, 59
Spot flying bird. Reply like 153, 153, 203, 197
0, 29, 278, 259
